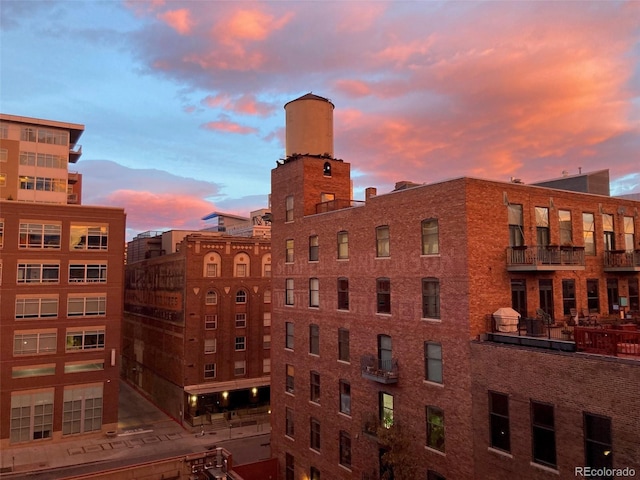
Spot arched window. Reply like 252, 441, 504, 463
236, 289, 247, 304
323, 162, 332, 177
206, 290, 218, 305
203, 252, 222, 277
234, 252, 250, 277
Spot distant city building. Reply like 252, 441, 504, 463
123, 211, 272, 426
269, 94, 640, 479
0, 114, 126, 448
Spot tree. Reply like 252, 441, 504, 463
376, 421, 418, 480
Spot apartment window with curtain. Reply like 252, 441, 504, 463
603, 214, 615, 251
422, 278, 440, 319
285, 195, 294, 222
376, 277, 391, 314
559, 209, 572, 244
286, 239, 294, 263
536, 207, 550, 246
583, 213, 596, 255
508, 204, 524, 246
421, 219, 439, 255
376, 225, 390, 257
309, 235, 319, 261
624, 216, 635, 251
339, 381, 351, 415
309, 278, 319, 307
337, 231, 348, 259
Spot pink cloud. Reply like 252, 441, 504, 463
202, 93, 274, 116
158, 8, 193, 35
213, 9, 294, 43
201, 118, 258, 135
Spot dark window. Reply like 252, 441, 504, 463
607, 279, 619, 314
531, 401, 556, 468
285, 407, 294, 437
339, 381, 351, 415
286, 364, 295, 394
539, 279, 554, 320
337, 277, 349, 310
285, 279, 294, 305
309, 324, 320, 355
603, 214, 615, 251
511, 279, 527, 317
562, 279, 576, 315
426, 406, 445, 452
309, 278, 319, 307
422, 278, 440, 318
376, 225, 390, 257
285, 453, 294, 480
235, 290, 247, 304
427, 471, 446, 480
309, 235, 319, 261
421, 219, 439, 255
310, 371, 320, 403
378, 334, 393, 372
377, 277, 391, 314
285, 322, 294, 350
424, 342, 443, 384
310, 466, 321, 480
339, 431, 351, 468
489, 391, 510, 452
323, 162, 331, 176
285, 196, 294, 223
310, 418, 321, 451
338, 328, 350, 362
587, 279, 600, 313
584, 413, 613, 475
629, 278, 639, 312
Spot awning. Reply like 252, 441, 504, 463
184, 376, 270, 396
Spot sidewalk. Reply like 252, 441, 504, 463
0, 381, 271, 477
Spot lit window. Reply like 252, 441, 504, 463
421, 219, 439, 255
70, 225, 108, 250
426, 406, 445, 452
584, 413, 612, 472
285, 195, 294, 222
286, 364, 295, 394
309, 235, 319, 261
204, 339, 216, 354
286, 239, 294, 263
376, 226, 390, 257
337, 231, 348, 259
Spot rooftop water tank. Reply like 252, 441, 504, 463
284, 93, 334, 158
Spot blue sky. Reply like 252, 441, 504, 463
2, 1, 639, 238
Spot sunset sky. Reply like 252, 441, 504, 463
2, 1, 639, 238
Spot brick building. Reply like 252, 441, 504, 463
0, 114, 126, 448
122, 212, 272, 426
269, 94, 640, 479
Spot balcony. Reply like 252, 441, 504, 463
315, 198, 365, 214
68, 171, 80, 183
603, 250, 640, 272
67, 193, 79, 204
69, 144, 82, 163
506, 245, 585, 271
487, 314, 576, 352
361, 354, 398, 384
574, 326, 640, 358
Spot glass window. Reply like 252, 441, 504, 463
603, 214, 615, 251
531, 401, 556, 467
205, 315, 217, 329
263, 358, 271, 373
380, 392, 394, 429
235, 336, 246, 351
421, 219, 439, 255
19, 223, 61, 249
309, 324, 319, 355
562, 279, 576, 315
285, 195, 294, 222
629, 279, 639, 312
235, 313, 246, 328
337, 231, 348, 259
206, 290, 218, 305
339, 380, 351, 415
426, 406, 445, 452
17, 263, 60, 283
235, 263, 247, 277
339, 431, 351, 468
234, 360, 246, 376
376, 226, 390, 257
624, 216, 635, 252
263, 289, 271, 303
377, 277, 391, 314
263, 334, 271, 349
285, 453, 294, 480
62, 385, 103, 435
489, 391, 510, 452
204, 339, 216, 354
285, 279, 294, 305
583, 213, 595, 255
424, 342, 443, 384
286, 322, 294, 350
584, 413, 612, 472
66, 329, 105, 351
310, 417, 321, 451
427, 471, 446, 480
10, 391, 54, 443
309, 235, 319, 261
235, 290, 247, 304
508, 204, 524, 247
285, 407, 294, 438
69, 264, 107, 283
286, 364, 295, 394
14, 332, 57, 355
67, 296, 106, 317
15, 297, 58, 319
607, 278, 619, 315
536, 207, 550, 246
70, 225, 108, 250
309, 278, 319, 307
338, 328, 350, 362
310, 371, 320, 404
286, 239, 294, 263
422, 278, 440, 318
559, 209, 572, 244
310, 466, 321, 480
204, 363, 216, 378
337, 277, 349, 310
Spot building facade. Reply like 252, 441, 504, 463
122, 221, 272, 426
0, 112, 125, 448
269, 94, 640, 479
